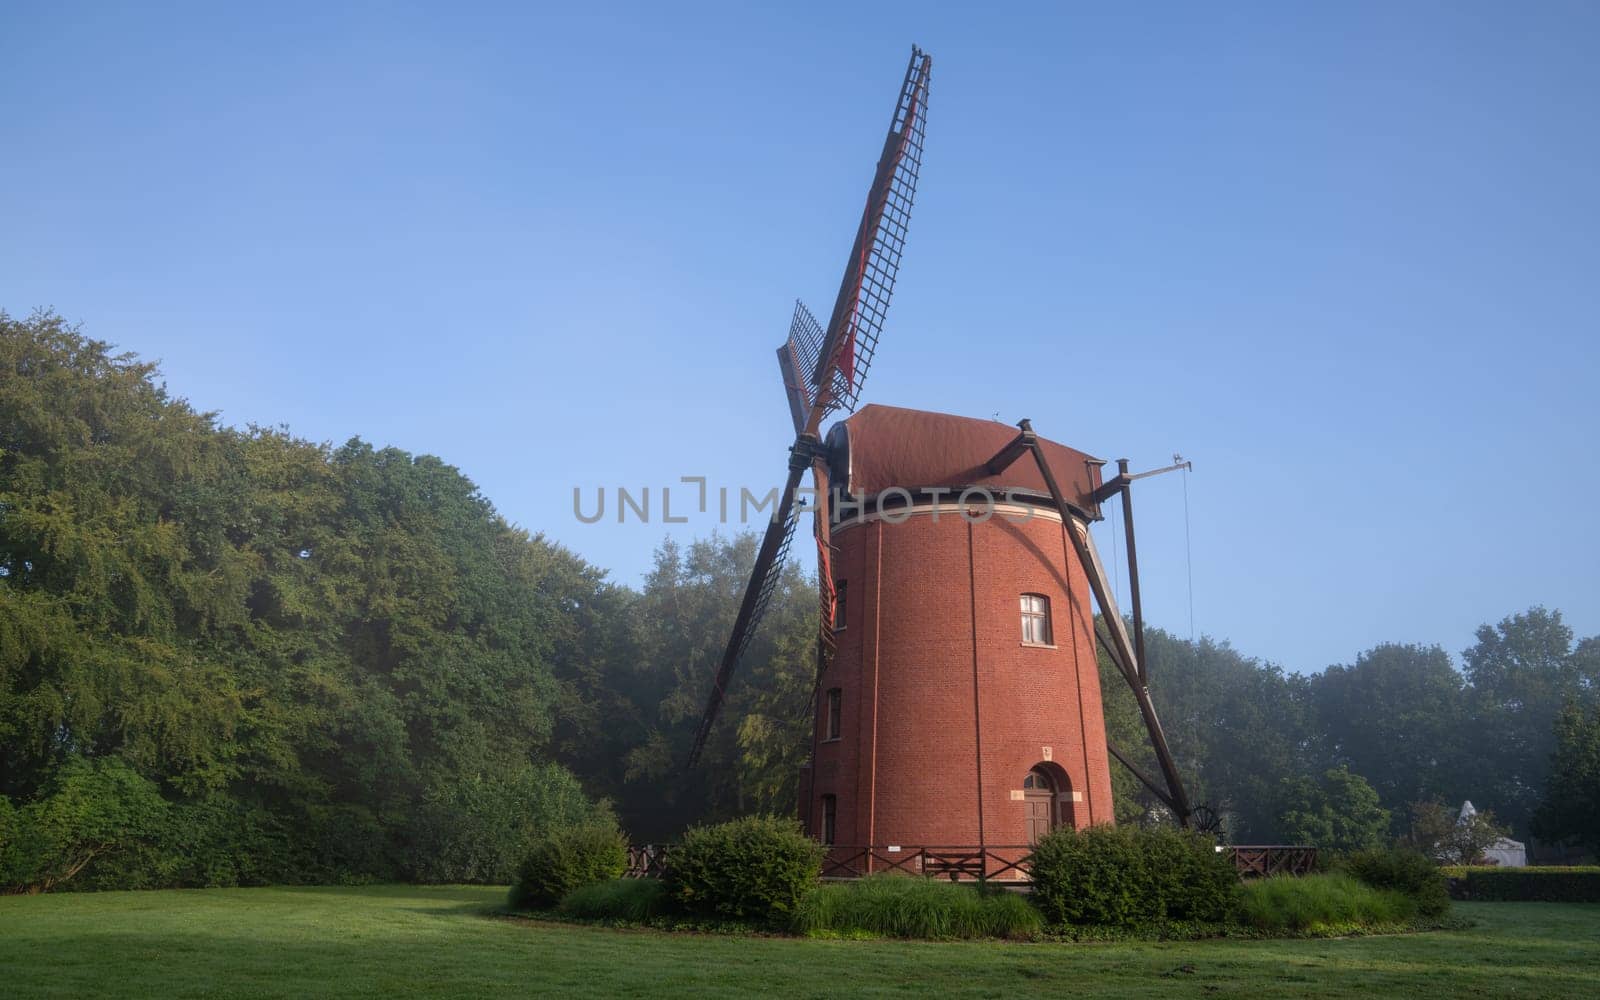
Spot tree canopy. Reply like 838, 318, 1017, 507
2, 310, 1595, 887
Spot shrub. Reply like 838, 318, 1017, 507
508, 824, 628, 911
1444, 866, 1600, 902
1028, 824, 1235, 927
1236, 873, 1409, 932
1140, 827, 1238, 922
558, 878, 669, 922
663, 815, 823, 924
409, 763, 614, 885
1029, 824, 1150, 926
1, 756, 168, 894
792, 874, 1042, 940
1345, 847, 1449, 917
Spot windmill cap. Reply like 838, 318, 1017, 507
826, 404, 1107, 517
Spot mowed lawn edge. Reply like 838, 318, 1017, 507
2, 884, 1598, 999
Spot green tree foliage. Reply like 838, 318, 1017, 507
1310, 644, 1471, 833
1100, 627, 1313, 840
606, 536, 816, 841
1, 756, 167, 893
1404, 799, 1511, 866
1462, 607, 1599, 832
1531, 701, 1600, 856
0, 312, 608, 886
1277, 767, 1391, 854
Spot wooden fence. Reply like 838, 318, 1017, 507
625, 843, 1317, 882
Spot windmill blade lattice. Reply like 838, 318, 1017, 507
686, 480, 802, 768
814, 47, 930, 417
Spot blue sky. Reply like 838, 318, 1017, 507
4, 1, 1596, 674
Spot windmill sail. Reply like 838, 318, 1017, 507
811, 45, 930, 418
686, 463, 804, 768
689, 47, 932, 769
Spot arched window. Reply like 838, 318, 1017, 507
1020, 593, 1053, 645
821, 794, 837, 845
825, 688, 842, 741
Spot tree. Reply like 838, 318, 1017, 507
1406, 799, 1512, 865
1531, 701, 1600, 856
1105, 628, 1315, 840
1310, 643, 1471, 832
1462, 607, 1598, 834
0, 311, 611, 887
1276, 766, 1391, 854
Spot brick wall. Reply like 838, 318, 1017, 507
807, 502, 1116, 849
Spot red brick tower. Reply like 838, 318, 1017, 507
800, 405, 1116, 862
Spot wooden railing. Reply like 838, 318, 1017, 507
819, 845, 1035, 881
625, 842, 1317, 882
1227, 845, 1318, 878
624, 844, 670, 879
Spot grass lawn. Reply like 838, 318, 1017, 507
3, 885, 1598, 998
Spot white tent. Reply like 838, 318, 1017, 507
1459, 800, 1526, 867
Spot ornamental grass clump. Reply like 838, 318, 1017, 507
1235, 873, 1410, 933
792, 873, 1041, 940
558, 877, 669, 922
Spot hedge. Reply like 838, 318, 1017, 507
1443, 866, 1600, 902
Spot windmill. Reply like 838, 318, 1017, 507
687, 47, 1205, 855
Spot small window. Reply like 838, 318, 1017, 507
821, 794, 837, 845
825, 688, 842, 741
833, 580, 847, 631
1021, 593, 1053, 645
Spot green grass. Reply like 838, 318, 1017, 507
794, 873, 1042, 939
1236, 874, 1413, 932
2, 884, 1599, 998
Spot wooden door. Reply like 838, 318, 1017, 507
1022, 768, 1056, 845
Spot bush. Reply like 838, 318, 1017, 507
558, 878, 669, 922
1140, 827, 1238, 922
1028, 824, 1235, 927
508, 825, 628, 911
663, 815, 823, 924
1443, 866, 1600, 902
1236, 873, 1410, 932
409, 763, 614, 885
1, 756, 168, 894
792, 874, 1042, 940
1345, 847, 1449, 917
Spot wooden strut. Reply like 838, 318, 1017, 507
988, 421, 1194, 827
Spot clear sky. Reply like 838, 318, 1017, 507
4, 1, 1596, 675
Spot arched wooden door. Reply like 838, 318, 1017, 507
1022, 767, 1056, 845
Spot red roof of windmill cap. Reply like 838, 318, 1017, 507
825, 404, 1107, 516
